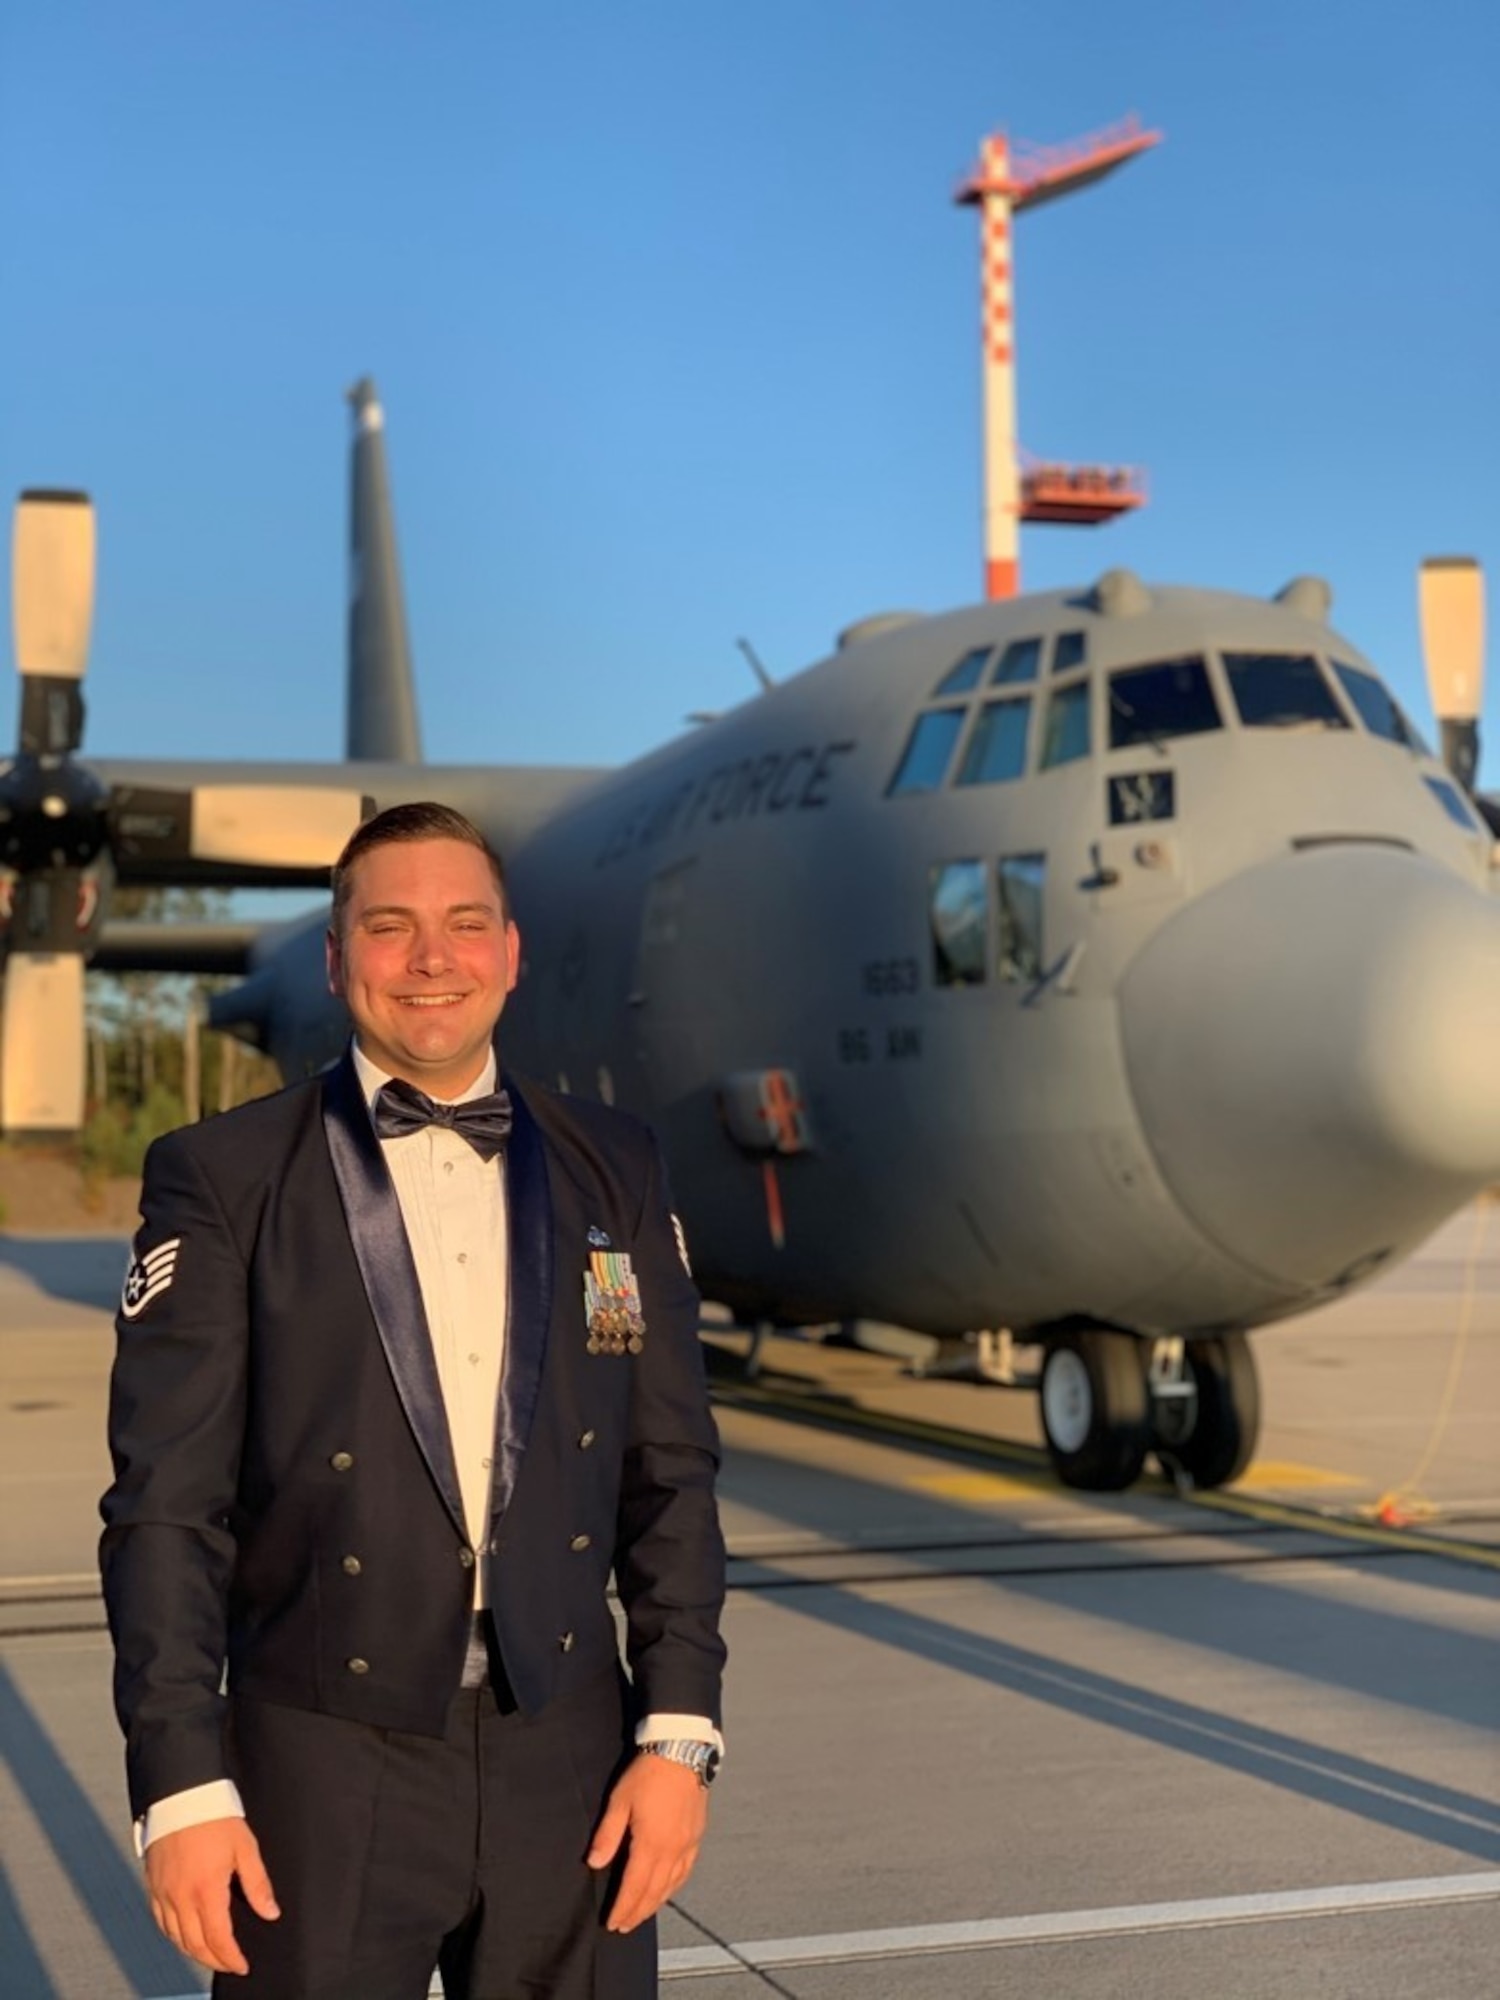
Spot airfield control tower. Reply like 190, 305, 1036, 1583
956, 115, 1160, 599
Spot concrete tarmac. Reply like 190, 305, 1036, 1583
1, 1207, 1496, 1998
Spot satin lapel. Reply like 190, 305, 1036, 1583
320, 1051, 466, 1535
489, 1075, 553, 1531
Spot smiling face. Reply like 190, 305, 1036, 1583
326, 836, 521, 1097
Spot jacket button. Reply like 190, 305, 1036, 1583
559, 1631, 575, 1653
341, 1555, 362, 1576
458, 1548, 475, 1569
346, 1657, 370, 1675
577, 1430, 596, 1450
330, 1451, 354, 1472
569, 1533, 591, 1552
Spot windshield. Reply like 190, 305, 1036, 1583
1224, 652, 1348, 730
1108, 657, 1221, 749
1331, 660, 1426, 751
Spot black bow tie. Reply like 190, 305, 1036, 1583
373, 1079, 512, 1161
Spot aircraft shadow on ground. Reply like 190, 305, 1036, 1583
0, 1657, 195, 1998
723, 1442, 1500, 1863
0, 1237, 128, 1314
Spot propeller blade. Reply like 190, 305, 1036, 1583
1419, 556, 1485, 792
0, 951, 86, 1133
109, 784, 368, 871
13, 489, 95, 678
13, 490, 96, 757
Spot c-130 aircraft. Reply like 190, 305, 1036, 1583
3, 382, 1497, 1495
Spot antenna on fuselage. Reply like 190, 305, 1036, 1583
736, 636, 775, 692
345, 376, 423, 763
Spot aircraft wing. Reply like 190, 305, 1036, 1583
89, 920, 264, 976
88, 758, 605, 888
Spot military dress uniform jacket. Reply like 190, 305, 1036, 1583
99, 1050, 727, 1824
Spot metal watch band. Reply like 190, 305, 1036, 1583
639, 1738, 720, 1787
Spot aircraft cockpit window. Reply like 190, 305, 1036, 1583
929, 861, 988, 986
989, 637, 1043, 686
1331, 660, 1422, 751
888, 708, 966, 794
1052, 631, 1087, 674
932, 646, 992, 697
1040, 679, 1091, 768
997, 854, 1046, 983
1424, 775, 1482, 833
1224, 652, 1349, 730
955, 696, 1032, 786
1107, 657, 1220, 749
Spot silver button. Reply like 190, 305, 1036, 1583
341, 1555, 362, 1576
458, 1548, 475, 1569
578, 1430, 596, 1450
468, 1352, 480, 1365
569, 1533, 591, 1552
457, 1251, 468, 1265
559, 1631, 575, 1653
347, 1657, 370, 1675
330, 1451, 354, 1472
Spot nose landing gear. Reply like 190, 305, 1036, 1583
1039, 1331, 1151, 1490
1038, 1327, 1260, 1492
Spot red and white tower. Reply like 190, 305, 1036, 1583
956, 115, 1161, 599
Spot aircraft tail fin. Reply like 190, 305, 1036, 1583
346, 377, 423, 763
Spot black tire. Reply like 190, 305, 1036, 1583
1040, 1331, 1151, 1491
1155, 1333, 1260, 1490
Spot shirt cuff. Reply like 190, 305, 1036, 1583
635, 1713, 724, 1758
137, 1779, 246, 1856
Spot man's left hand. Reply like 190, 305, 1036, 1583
587, 1752, 709, 1931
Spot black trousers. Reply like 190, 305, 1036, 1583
212, 1669, 655, 2000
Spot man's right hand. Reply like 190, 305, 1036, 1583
144, 1817, 280, 1976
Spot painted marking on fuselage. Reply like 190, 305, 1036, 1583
861, 955, 921, 998
595, 737, 858, 866
1108, 768, 1176, 824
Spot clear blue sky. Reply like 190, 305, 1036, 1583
2, 1, 1496, 780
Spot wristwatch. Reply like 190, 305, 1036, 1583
639, 1738, 721, 1788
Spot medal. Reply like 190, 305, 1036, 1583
584, 1248, 645, 1355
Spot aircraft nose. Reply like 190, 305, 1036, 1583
1119, 845, 1500, 1292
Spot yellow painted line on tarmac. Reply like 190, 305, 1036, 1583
714, 1375, 1052, 1473
1190, 1487, 1500, 1571
908, 1469, 1049, 1504
1232, 1460, 1363, 1493
718, 1376, 1500, 1573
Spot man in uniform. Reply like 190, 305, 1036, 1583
100, 801, 727, 1998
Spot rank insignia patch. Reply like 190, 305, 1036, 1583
121, 1238, 182, 1320
584, 1248, 645, 1355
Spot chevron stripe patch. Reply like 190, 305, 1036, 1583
121, 1237, 182, 1320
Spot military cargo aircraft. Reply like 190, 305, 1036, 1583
3, 382, 1497, 1495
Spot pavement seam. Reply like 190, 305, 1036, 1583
665, 1901, 800, 1994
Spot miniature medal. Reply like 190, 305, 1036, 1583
584, 1247, 645, 1355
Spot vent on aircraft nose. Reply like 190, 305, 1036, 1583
1274, 575, 1334, 622
836, 612, 924, 650
1088, 569, 1152, 617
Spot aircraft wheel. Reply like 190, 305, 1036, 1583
1156, 1333, 1260, 1490
1040, 1332, 1151, 1491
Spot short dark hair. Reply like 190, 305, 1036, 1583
330, 801, 510, 934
